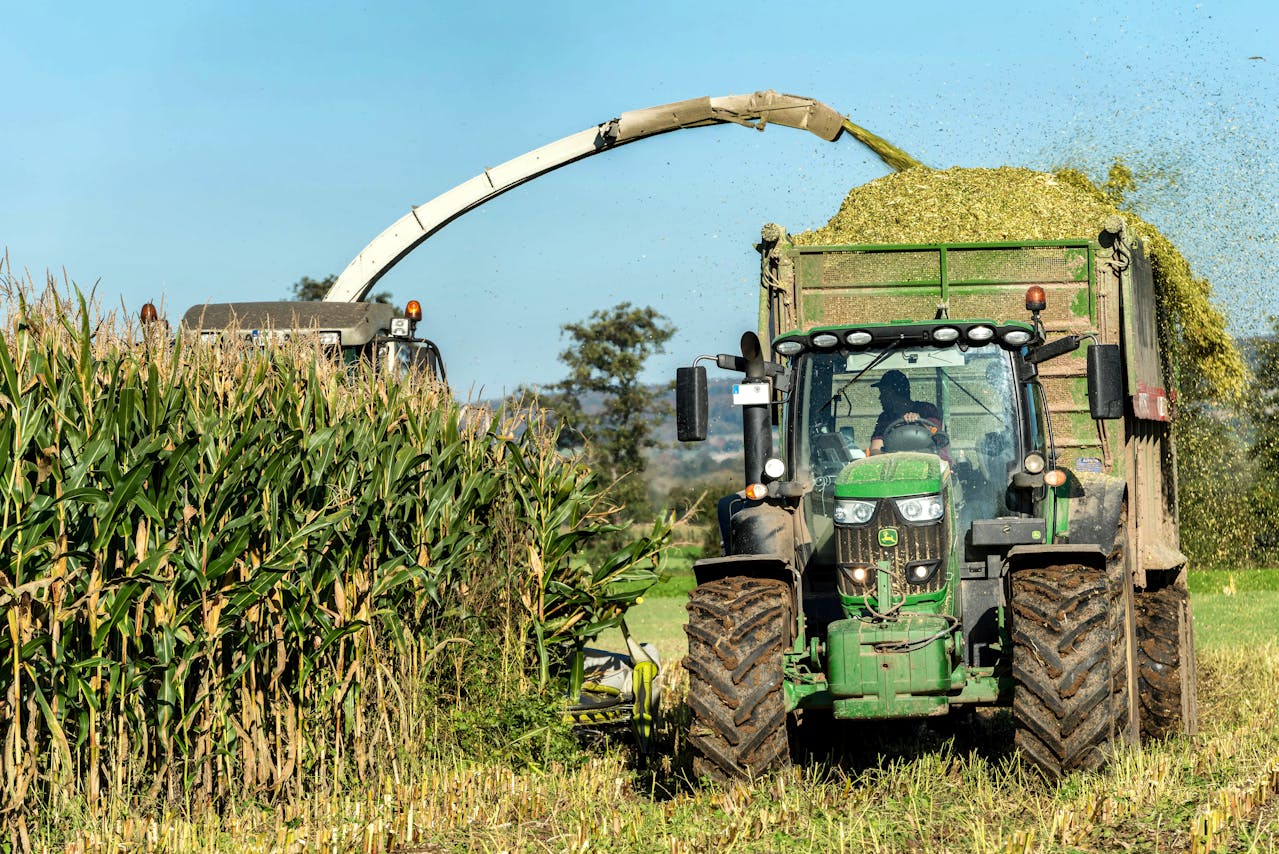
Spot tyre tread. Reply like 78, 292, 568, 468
1012, 565, 1127, 777
684, 576, 792, 782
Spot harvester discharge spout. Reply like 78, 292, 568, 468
323, 90, 852, 303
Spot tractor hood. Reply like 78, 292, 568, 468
834, 452, 947, 500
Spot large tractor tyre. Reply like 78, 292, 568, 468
1011, 565, 1131, 777
683, 576, 793, 782
1135, 585, 1199, 739
1108, 531, 1141, 747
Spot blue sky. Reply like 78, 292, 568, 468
2, 1, 1275, 397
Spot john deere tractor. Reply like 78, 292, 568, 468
676, 222, 1196, 780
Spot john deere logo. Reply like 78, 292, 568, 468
878, 527, 899, 548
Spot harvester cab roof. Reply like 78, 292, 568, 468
172, 299, 446, 381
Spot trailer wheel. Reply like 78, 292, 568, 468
1011, 565, 1129, 777
684, 576, 792, 782
1135, 585, 1199, 739
1108, 532, 1141, 747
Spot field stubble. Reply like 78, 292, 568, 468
54, 570, 1279, 853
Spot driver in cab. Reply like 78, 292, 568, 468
869, 369, 944, 457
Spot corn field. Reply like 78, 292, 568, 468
0, 270, 668, 834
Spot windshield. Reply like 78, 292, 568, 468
794, 345, 1020, 562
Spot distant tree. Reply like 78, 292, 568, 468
1177, 322, 1279, 567
290, 273, 392, 304
529, 302, 676, 515
666, 474, 740, 557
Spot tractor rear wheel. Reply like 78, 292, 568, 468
1108, 532, 1141, 747
1011, 565, 1132, 777
1135, 585, 1199, 739
684, 576, 792, 782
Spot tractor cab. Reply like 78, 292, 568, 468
780, 321, 1037, 573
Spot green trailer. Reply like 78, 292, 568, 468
675, 217, 1196, 780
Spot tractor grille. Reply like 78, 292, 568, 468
836, 501, 950, 597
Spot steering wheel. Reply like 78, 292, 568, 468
881, 417, 947, 454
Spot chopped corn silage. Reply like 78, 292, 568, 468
797, 164, 1245, 400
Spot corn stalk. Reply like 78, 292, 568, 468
0, 270, 670, 827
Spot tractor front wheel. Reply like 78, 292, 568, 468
683, 576, 792, 782
1012, 564, 1132, 777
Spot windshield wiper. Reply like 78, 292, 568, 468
820, 336, 905, 414
940, 369, 1000, 419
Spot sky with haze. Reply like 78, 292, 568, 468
2, 1, 1275, 397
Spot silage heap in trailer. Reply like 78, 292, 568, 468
796, 165, 1244, 401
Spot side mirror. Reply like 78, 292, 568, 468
1087, 343, 1124, 420
676, 366, 708, 442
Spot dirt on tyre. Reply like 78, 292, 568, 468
683, 576, 792, 782
1011, 565, 1131, 777
1135, 585, 1198, 739
1107, 530, 1141, 747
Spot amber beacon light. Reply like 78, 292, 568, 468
1025, 285, 1047, 313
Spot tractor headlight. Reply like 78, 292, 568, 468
838, 563, 875, 595
833, 499, 877, 525
775, 339, 805, 356
906, 560, 941, 585
894, 494, 944, 523
1002, 328, 1032, 346
966, 325, 995, 343
931, 326, 960, 343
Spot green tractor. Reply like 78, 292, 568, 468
675, 221, 1197, 780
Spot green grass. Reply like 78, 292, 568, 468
647, 545, 698, 597
1189, 568, 1279, 651
595, 596, 689, 662
1188, 567, 1279, 594
594, 546, 695, 659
